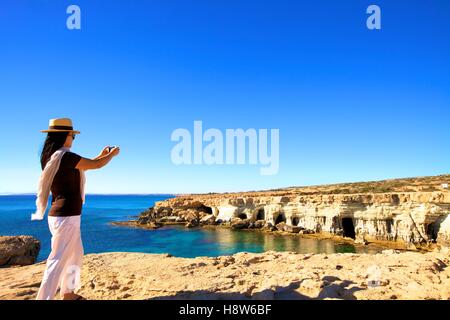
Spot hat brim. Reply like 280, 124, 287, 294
40, 129, 81, 134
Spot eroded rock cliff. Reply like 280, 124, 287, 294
136, 175, 450, 248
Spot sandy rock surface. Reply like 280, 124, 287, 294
1, 250, 450, 300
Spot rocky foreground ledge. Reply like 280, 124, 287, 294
127, 175, 450, 250
0, 236, 40, 267
1, 250, 450, 300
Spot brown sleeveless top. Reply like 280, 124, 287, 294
48, 152, 83, 217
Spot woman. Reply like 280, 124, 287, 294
33, 118, 120, 300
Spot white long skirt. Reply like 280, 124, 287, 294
36, 215, 84, 300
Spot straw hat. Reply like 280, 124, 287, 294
40, 118, 81, 134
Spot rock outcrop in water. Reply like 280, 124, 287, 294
0, 236, 41, 266
136, 175, 450, 249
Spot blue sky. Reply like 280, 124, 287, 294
0, 0, 449, 194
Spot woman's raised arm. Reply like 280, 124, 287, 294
76, 147, 120, 170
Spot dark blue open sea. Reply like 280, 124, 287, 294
0, 195, 382, 262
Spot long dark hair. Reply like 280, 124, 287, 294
40, 132, 69, 169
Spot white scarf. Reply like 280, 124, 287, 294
31, 147, 86, 221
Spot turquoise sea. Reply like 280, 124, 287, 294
0, 194, 381, 262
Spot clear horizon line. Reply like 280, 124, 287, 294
2, 173, 448, 197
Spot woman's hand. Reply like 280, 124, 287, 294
94, 146, 119, 160
110, 146, 120, 157
99, 146, 111, 157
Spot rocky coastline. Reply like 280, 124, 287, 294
120, 175, 450, 251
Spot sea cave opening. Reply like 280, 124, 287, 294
237, 213, 247, 220
199, 205, 213, 215
392, 194, 400, 206
386, 218, 394, 234
256, 209, 265, 221
275, 214, 286, 225
342, 217, 356, 239
426, 223, 438, 242
291, 217, 300, 226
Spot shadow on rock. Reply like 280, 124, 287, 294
148, 277, 365, 300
